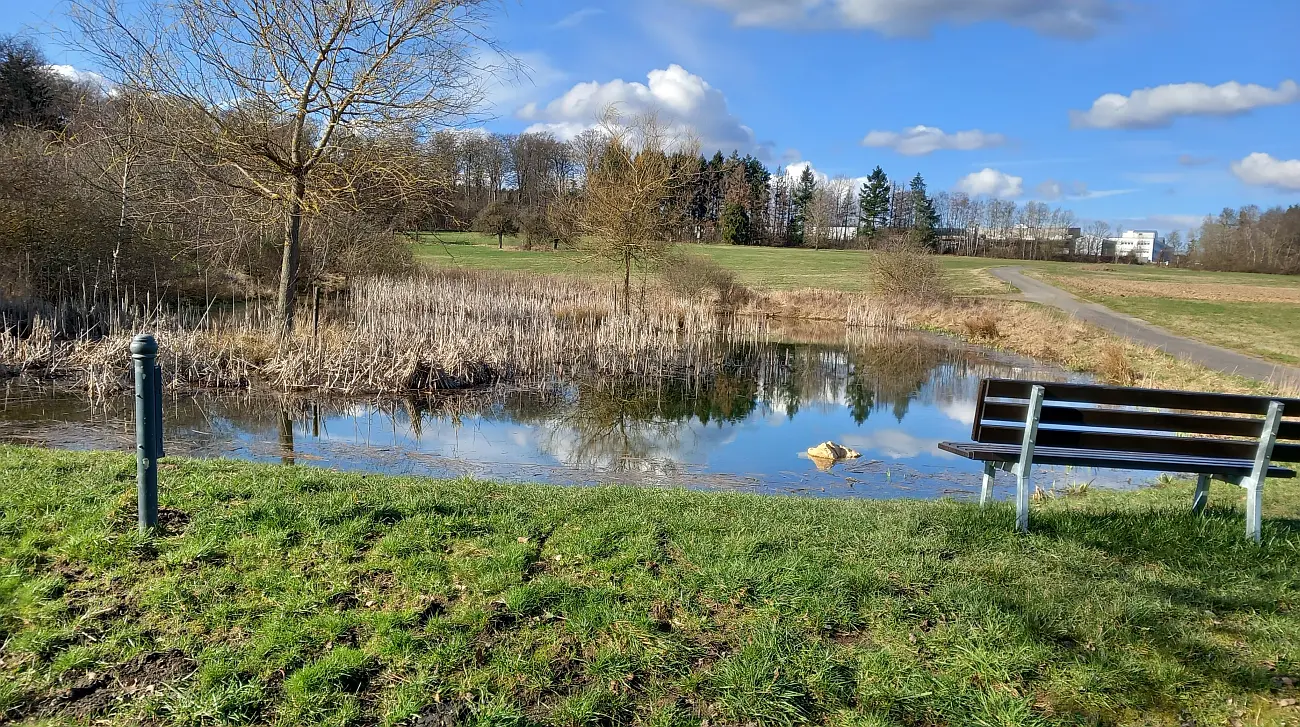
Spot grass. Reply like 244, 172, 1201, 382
1021, 264, 1300, 366
1019, 261, 1300, 289
3, 445, 1300, 725
411, 237, 1013, 297
409, 236, 1300, 366
1090, 297, 1300, 366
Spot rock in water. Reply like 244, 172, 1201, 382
805, 441, 861, 464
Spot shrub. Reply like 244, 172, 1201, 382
521, 211, 561, 250
659, 252, 750, 307
1097, 341, 1138, 385
962, 311, 1001, 340
867, 237, 952, 302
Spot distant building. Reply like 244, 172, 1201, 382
1106, 230, 1168, 263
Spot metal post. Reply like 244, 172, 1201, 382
131, 334, 161, 533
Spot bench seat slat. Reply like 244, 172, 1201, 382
975, 424, 1300, 462
984, 379, 1300, 417
938, 441, 1297, 478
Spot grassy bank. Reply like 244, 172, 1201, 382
3, 446, 1299, 725
411, 237, 1012, 297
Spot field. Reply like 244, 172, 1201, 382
1023, 264, 1300, 366
3, 445, 1300, 726
410, 234, 1013, 297
412, 235, 1300, 366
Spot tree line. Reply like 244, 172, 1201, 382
4, 0, 1299, 337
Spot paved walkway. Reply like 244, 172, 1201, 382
990, 266, 1300, 384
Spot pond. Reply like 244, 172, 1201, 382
0, 328, 1153, 500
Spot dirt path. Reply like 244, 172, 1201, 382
991, 266, 1300, 384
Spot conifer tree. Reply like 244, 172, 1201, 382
858, 166, 890, 235
909, 173, 939, 249
790, 165, 816, 244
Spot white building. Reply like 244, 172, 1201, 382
1107, 230, 1168, 263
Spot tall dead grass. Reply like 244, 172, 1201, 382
5, 266, 1288, 400
1, 269, 769, 396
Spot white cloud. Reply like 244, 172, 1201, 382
1231, 153, 1300, 191
940, 400, 976, 426
840, 430, 953, 460
784, 160, 828, 184
1108, 214, 1205, 235
955, 168, 1023, 198
45, 64, 112, 91
862, 125, 1006, 156
550, 7, 604, 29
1071, 80, 1300, 129
518, 64, 768, 157
783, 160, 871, 191
690, 0, 1120, 37
1034, 179, 1137, 201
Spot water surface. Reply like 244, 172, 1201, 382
1, 330, 1151, 499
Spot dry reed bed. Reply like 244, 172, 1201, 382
5, 269, 1293, 399
1, 271, 773, 396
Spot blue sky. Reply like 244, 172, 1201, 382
6, 0, 1299, 234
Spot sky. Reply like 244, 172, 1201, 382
6, 0, 1300, 235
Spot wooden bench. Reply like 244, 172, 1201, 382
938, 379, 1298, 541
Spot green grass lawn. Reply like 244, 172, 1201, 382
1015, 264, 1300, 366
411, 237, 1013, 296
1018, 260, 1300, 289
1091, 296, 1300, 366
3, 445, 1299, 726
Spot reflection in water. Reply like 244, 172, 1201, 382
278, 408, 295, 465
1, 330, 1152, 499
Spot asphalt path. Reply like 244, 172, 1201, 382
991, 266, 1300, 384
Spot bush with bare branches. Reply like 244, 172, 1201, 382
868, 236, 953, 303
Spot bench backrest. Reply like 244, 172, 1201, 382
972, 379, 1300, 462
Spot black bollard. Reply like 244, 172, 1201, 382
131, 334, 162, 532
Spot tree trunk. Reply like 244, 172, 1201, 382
498, 232, 503, 248
623, 251, 631, 314
277, 177, 306, 333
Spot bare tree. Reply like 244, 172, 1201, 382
68, 0, 502, 330
807, 176, 851, 249
1084, 220, 1111, 261
562, 108, 699, 312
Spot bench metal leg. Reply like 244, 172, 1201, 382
1242, 401, 1283, 544
1014, 385, 1045, 534
981, 462, 995, 507
1192, 474, 1210, 515
1015, 464, 1031, 533
1245, 478, 1263, 543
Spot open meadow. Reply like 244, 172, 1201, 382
4, 446, 1299, 726
410, 233, 1014, 297
414, 235, 1300, 368
1020, 263, 1300, 366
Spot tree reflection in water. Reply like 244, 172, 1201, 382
1, 329, 1067, 488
